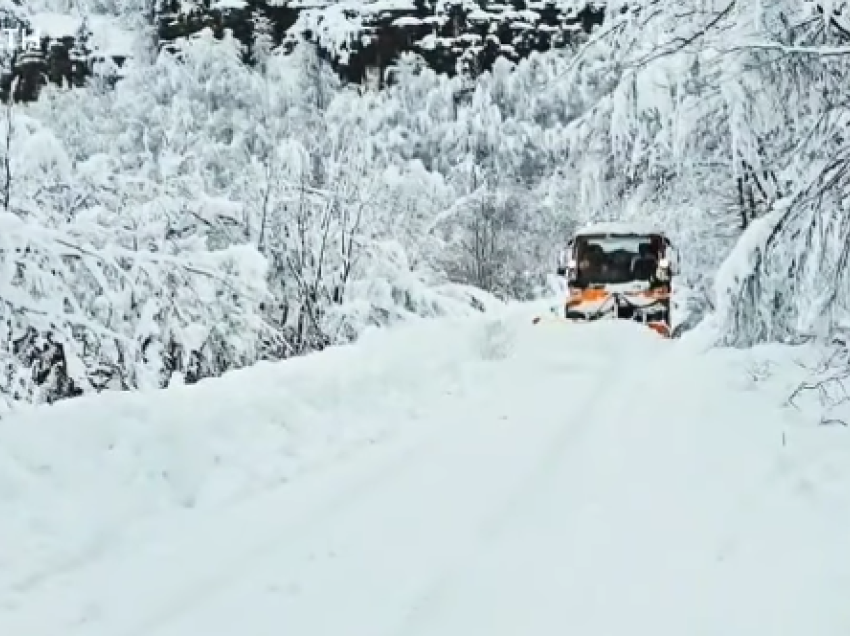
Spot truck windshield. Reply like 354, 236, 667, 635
573, 235, 659, 286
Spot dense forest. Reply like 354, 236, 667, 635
1, 0, 849, 411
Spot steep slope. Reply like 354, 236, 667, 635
2, 305, 849, 635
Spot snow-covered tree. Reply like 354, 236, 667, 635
13, 0, 847, 409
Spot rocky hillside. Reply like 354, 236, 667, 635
4, 0, 603, 101
0, 3, 134, 102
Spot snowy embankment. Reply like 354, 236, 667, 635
0, 302, 516, 592
2, 303, 850, 635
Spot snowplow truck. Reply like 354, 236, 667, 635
535, 222, 678, 338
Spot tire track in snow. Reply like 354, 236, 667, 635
113, 421, 457, 636
128, 330, 634, 636
390, 352, 641, 636
0, 416, 454, 636
135, 337, 633, 636
119, 330, 596, 636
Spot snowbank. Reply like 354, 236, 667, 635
0, 305, 545, 593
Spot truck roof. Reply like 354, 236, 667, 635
573, 221, 664, 237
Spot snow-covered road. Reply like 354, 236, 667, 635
2, 310, 850, 635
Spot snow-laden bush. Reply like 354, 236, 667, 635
664, 1, 850, 345
3, 34, 516, 408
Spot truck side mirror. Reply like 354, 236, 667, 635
664, 240, 679, 274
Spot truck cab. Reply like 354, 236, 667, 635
555, 222, 678, 336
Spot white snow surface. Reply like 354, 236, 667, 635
2, 303, 850, 635
26, 12, 135, 56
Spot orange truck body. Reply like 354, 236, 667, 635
534, 222, 677, 338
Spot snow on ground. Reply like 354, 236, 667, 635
2, 304, 850, 635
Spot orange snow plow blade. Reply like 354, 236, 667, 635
532, 289, 673, 339
532, 312, 672, 338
